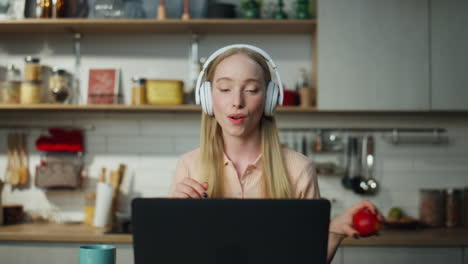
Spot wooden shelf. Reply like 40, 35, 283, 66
1, 104, 467, 114
0, 19, 316, 34
0, 104, 318, 113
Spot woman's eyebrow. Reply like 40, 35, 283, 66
215, 77, 233, 83
243, 78, 262, 84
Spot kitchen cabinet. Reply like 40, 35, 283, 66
318, 0, 430, 110
465, 248, 468, 264
430, 0, 468, 110
342, 247, 464, 264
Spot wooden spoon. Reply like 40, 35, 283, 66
10, 133, 21, 186
4, 133, 13, 184
19, 133, 29, 186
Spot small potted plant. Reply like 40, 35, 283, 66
240, 0, 261, 19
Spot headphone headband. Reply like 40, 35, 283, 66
195, 44, 284, 111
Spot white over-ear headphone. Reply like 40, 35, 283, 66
195, 44, 284, 116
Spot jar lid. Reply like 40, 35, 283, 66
52, 68, 67, 75
24, 56, 40, 63
131, 76, 146, 84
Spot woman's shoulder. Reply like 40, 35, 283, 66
281, 147, 315, 178
282, 147, 313, 166
178, 147, 201, 165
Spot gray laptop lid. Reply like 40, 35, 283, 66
132, 198, 330, 264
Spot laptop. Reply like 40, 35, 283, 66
132, 198, 330, 264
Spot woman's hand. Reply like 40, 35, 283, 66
329, 200, 384, 238
173, 177, 209, 199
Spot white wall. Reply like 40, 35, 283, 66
0, 27, 467, 223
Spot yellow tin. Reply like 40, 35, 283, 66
146, 79, 184, 105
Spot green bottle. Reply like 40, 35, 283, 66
273, 0, 288, 19
242, 0, 260, 19
296, 0, 310, 19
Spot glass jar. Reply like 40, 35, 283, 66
24, 56, 42, 82
20, 81, 42, 104
84, 192, 96, 225
51, 0, 66, 18
1, 81, 21, 104
6, 64, 21, 82
38, 0, 52, 18
445, 188, 462, 227
131, 77, 146, 105
49, 68, 69, 103
419, 189, 446, 227
92, 0, 124, 18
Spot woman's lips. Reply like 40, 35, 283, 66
228, 114, 247, 125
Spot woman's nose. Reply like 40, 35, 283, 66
232, 90, 245, 108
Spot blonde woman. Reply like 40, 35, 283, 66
170, 44, 382, 263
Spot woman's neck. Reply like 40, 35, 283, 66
223, 128, 262, 167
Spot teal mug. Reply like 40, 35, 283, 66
79, 245, 116, 264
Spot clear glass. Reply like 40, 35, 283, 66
92, 0, 125, 18
123, 0, 146, 18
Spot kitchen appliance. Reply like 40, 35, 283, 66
356, 135, 379, 195
342, 136, 363, 192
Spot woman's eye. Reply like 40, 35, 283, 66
246, 88, 259, 94
219, 88, 230, 92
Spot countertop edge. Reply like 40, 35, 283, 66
0, 223, 467, 247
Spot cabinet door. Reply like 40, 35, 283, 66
342, 247, 463, 264
465, 248, 468, 264
430, 0, 468, 110
318, 0, 430, 110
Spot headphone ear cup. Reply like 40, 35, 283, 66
205, 82, 213, 116
200, 81, 208, 114
201, 81, 213, 116
264, 81, 278, 116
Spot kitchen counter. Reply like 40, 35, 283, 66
0, 223, 467, 246
0, 223, 131, 244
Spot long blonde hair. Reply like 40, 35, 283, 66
199, 48, 292, 198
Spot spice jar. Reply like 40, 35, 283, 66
445, 188, 462, 227
419, 189, 446, 227
84, 192, 96, 225
24, 56, 42, 82
38, 0, 53, 18
20, 81, 42, 104
1, 81, 21, 104
131, 77, 147, 105
49, 68, 69, 103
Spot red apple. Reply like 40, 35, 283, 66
352, 208, 381, 237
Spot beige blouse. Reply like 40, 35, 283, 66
169, 147, 320, 199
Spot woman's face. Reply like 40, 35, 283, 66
211, 53, 266, 138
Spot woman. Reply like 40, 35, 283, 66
170, 44, 382, 263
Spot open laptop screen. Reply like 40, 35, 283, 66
132, 198, 330, 264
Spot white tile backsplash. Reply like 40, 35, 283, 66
1, 112, 468, 221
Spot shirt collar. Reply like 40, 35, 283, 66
223, 152, 263, 169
